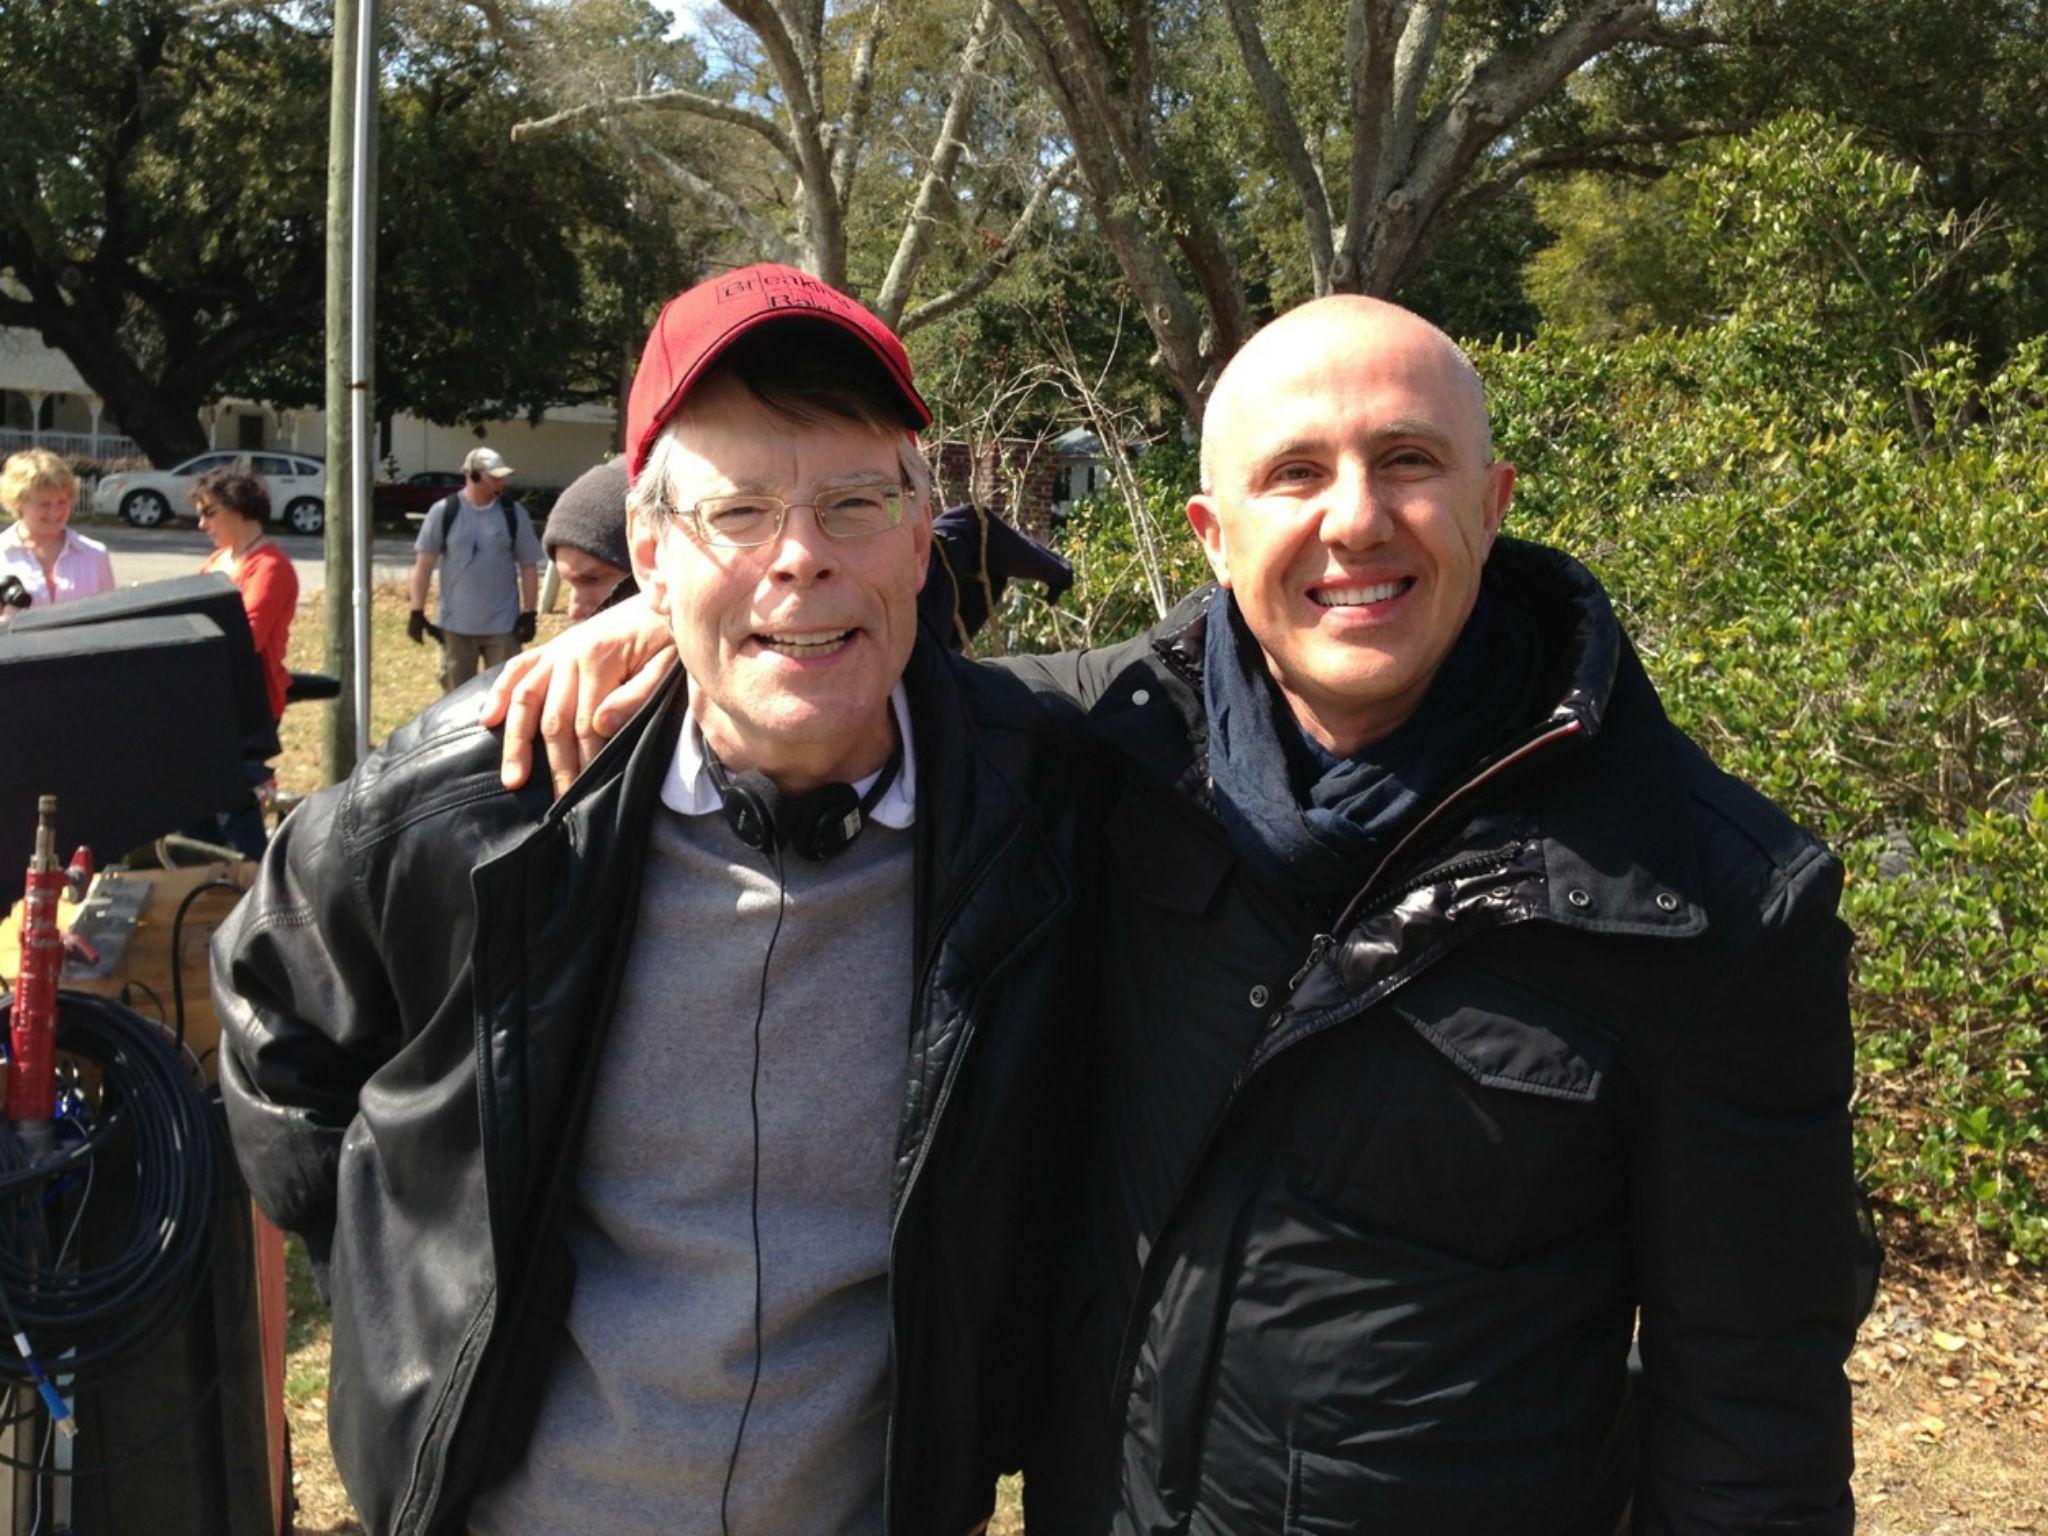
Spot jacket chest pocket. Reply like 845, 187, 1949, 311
1101, 785, 1288, 1069
1293, 960, 1623, 1268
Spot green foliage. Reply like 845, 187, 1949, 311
0, 0, 706, 456
1004, 438, 1207, 655
1553, 0, 2048, 368
1485, 324, 2048, 1262
1031, 129, 2048, 1256
1396, 187, 1551, 345
1527, 169, 1714, 342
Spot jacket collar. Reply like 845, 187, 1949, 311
494, 636, 1072, 970
901, 635, 1074, 969
1135, 538, 1705, 937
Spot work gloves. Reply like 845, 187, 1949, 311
408, 611, 444, 646
514, 610, 539, 644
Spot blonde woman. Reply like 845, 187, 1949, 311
0, 448, 115, 618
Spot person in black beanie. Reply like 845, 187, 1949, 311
542, 458, 638, 623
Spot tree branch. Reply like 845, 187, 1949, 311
723, 0, 821, 137
1384, 0, 1446, 182
873, 0, 1002, 324
1337, 0, 1403, 288
612, 124, 800, 264
830, 0, 892, 206
994, 0, 1211, 415
721, 0, 841, 280
896, 157, 1073, 333
1385, 0, 1665, 288
1483, 118, 1758, 188
1039, 0, 1151, 183
1036, 0, 1247, 357
1223, 0, 1334, 292
510, 89, 799, 168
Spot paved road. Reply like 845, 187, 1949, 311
86, 522, 419, 603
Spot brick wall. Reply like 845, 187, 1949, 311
931, 439, 1062, 539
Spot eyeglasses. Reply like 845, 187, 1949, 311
665, 482, 905, 548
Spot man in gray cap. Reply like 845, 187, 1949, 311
410, 444, 544, 692
542, 458, 636, 623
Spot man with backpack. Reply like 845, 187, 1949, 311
410, 444, 544, 693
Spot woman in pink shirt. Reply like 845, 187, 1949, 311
0, 448, 115, 618
192, 465, 299, 721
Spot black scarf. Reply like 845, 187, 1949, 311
1201, 578, 1546, 896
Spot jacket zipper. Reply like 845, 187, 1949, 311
1101, 718, 1583, 1422
392, 947, 512, 1536
881, 819, 1030, 1536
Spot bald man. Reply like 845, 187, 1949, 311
487, 296, 1873, 1535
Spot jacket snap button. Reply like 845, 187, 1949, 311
1131, 688, 1151, 706
1656, 891, 1680, 912
1248, 984, 1269, 1008
1567, 888, 1592, 909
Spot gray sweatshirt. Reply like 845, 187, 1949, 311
469, 803, 914, 1536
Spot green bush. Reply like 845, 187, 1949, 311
1028, 326, 2047, 1265
1001, 438, 1210, 655
1024, 119, 2046, 1259
1487, 324, 2048, 1263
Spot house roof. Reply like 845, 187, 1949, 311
0, 328, 92, 395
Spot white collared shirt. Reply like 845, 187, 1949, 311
0, 522, 116, 617
660, 678, 917, 829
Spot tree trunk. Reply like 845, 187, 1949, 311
49, 336, 207, 463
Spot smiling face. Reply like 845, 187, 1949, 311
14, 487, 74, 545
630, 373, 930, 792
1188, 298, 1515, 756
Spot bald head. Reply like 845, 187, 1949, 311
1183, 291, 1516, 754
1200, 297, 1493, 493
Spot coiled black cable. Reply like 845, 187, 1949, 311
0, 989, 222, 1384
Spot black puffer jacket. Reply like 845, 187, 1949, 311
213, 639, 1096, 1536
1012, 540, 1871, 1536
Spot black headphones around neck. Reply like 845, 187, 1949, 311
703, 740, 903, 862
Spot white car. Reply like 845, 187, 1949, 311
94, 451, 328, 534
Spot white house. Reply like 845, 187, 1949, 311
0, 325, 617, 488
0, 326, 139, 461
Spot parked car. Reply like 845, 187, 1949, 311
94, 451, 328, 534
371, 470, 465, 524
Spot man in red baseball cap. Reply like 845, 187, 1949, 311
213, 263, 1095, 1536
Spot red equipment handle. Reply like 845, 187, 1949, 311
8, 796, 63, 1125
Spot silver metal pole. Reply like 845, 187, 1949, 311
347, 0, 379, 761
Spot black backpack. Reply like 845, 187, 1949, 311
429, 493, 524, 555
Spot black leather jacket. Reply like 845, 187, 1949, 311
214, 640, 1096, 1536
1009, 540, 1872, 1535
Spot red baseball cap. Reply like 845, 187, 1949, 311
626, 263, 932, 481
